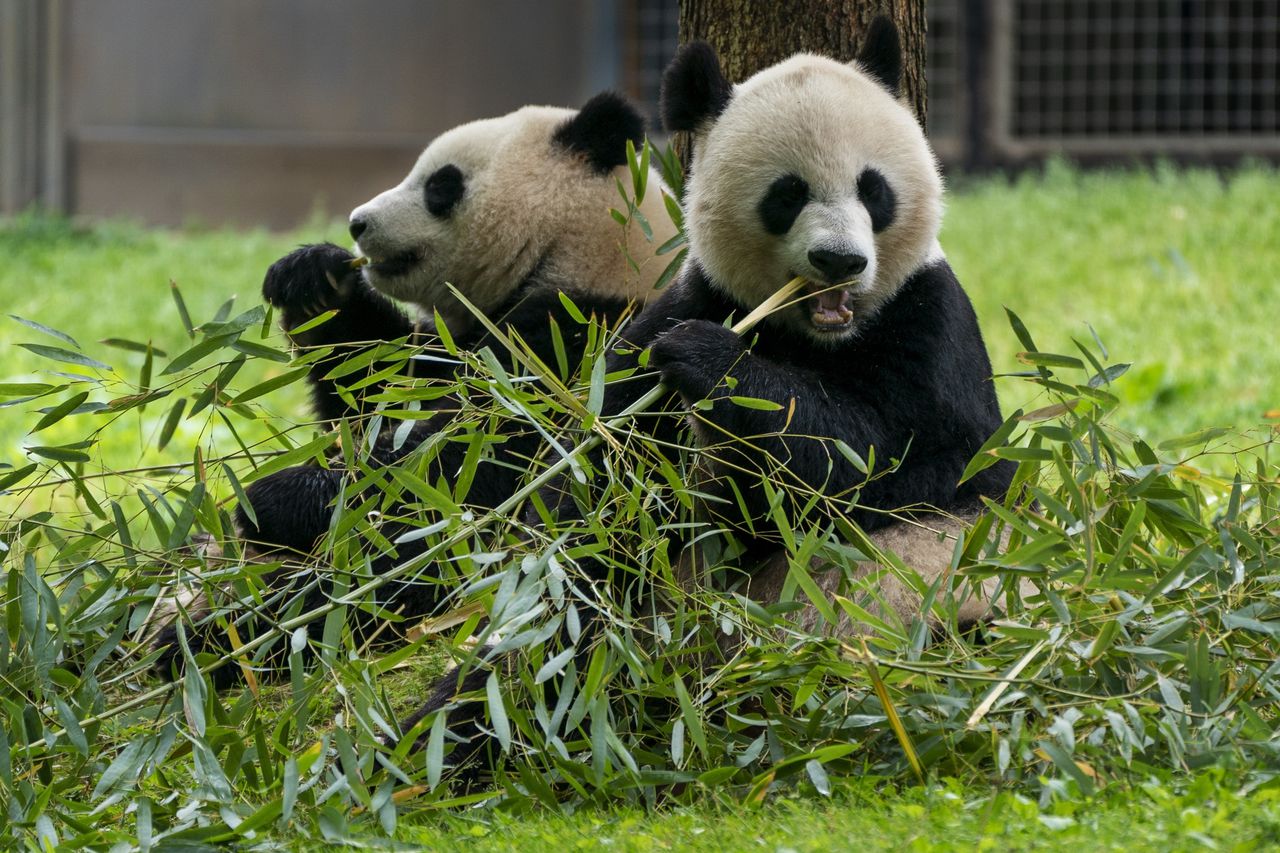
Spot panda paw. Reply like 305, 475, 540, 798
262, 243, 362, 321
649, 320, 744, 399
236, 465, 346, 555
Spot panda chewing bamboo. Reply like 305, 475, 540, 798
399, 16, 1018, 777
150, 93, 677, 686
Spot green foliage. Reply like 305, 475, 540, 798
1, 165, 1279, 847
944, 161, 1280, 437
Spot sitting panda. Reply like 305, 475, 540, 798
397, 17, 1016, 775
151, 92, 676, 685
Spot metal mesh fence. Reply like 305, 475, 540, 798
620, 1, 1280, 163
925, 0, 967, 158
1011, 0, 1280, 139
625, 0, 681, 126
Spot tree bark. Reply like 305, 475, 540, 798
677, 0, 927, 127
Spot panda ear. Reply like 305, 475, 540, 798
553, 91, 646, 174
855, 15, 902, 96
660, 40, 732, 133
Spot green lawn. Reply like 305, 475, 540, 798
943, 162, 1280, 438
394, 774, 1280, 852
3, 165, 1279, 848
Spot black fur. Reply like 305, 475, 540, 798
551, 91, 645, 174
857, 15, 903, 97
758, 174, 810, 236
857, 168, 897, 233
659, 40, 733, 133
396, 665, 493, 782
561, 261, 1013, 539
425, 164, 466, 217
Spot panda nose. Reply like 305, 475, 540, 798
348, 216, 368, 242
808, 249, 867, 283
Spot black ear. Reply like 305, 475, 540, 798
659, 40, 732, 133
553, 91, 646, 174
857, 15, 902, 96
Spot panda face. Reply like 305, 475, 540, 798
345, 96, 674, 335
346, 112, 524, 324
683, 55, 943, 345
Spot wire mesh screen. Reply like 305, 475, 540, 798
621, 1, 1280, 162
1011, 0, 1280, 139
926, 0, 967, 157
625, 0, 680, 126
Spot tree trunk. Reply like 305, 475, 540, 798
677, 0, 927, 126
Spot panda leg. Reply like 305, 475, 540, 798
739, 513, 1018, 637
395, 665, 496, 786
148, 585, 288, 689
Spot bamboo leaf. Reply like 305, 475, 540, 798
230, 366, 311, 405
171, 280, 194, 337
157, 396, 187, 450
31, 391, 89, 432
486, 672, 511, 753
10, 314, 79, 347
18, 343, 111, 372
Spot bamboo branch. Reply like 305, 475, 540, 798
71, 276, 814, 731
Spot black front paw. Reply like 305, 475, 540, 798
649, 320, 743, 399
236, 465, 345, 554
151, 621, 244, 690
262, 243, 361, 322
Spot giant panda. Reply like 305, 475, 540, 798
396, 17, 1018, 778
151, 92, 677, 685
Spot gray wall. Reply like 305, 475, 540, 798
4, 0, 620, 228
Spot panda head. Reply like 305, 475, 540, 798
661, 17, 943, 345
348, 93, 670, 331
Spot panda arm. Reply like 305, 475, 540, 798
262, 243, 417, 424
649, 318, 969, 527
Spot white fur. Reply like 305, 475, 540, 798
350, 107, 675, 335
684, 54, 943, 343
742, 513, 1014, 636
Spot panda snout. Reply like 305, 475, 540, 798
348, 216, 369, 242
807, 249, 867, 284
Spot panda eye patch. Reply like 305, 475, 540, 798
425, 165, 465, 217
856, 168, 896, 232
758, 174, 810, 236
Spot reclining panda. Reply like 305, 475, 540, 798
151, 93, 676, 685
399, 17, 1017, 774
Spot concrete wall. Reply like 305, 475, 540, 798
4, 0, 620, 228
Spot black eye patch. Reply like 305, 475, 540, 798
424, 164, 465, 218
856, 168, 896, 232
758, 174, 810, 236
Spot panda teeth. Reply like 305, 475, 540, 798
367, 251, 420, 278
807, 287, 854, 328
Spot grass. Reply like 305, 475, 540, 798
944, 162, 1280, 437
3, 163, 1280, 848
393, 772, 1280, 852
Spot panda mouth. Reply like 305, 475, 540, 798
364, 251, 421, 278
804, 281, 855, 330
